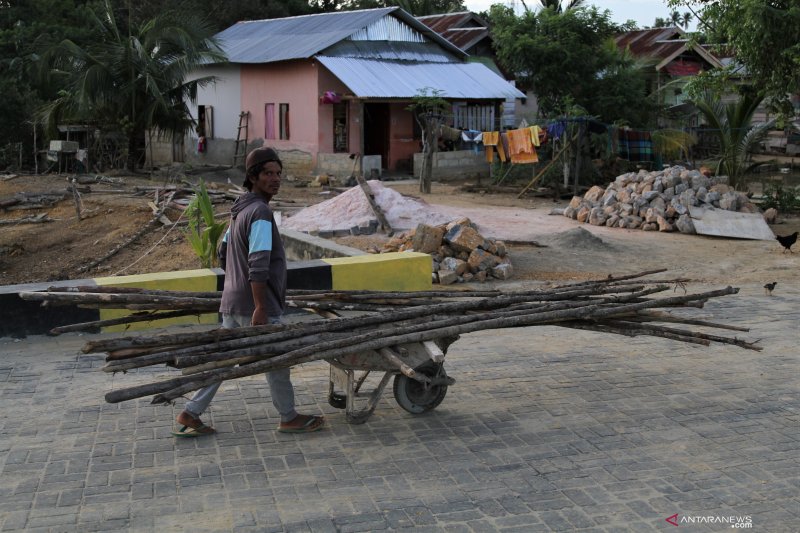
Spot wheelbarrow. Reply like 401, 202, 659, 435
325, 335, 459, 424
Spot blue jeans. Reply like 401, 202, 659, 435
184, 314, 298, 423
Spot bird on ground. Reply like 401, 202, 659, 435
775, 231, 798, 253
764, 282, 777, 296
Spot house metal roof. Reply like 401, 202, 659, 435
215, 7, 465, 63
615, 26, 723, 71
322, 40, 457, 62
416, 11, 490, 52
316, 56, 525, 100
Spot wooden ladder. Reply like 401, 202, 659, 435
232, 111, 249, 167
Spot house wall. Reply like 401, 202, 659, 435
388, 103, 417, 172
241, 61, 319, 176
314, 64, 364, 177
146, 64, 243, 167
413, 150, 489, 181
186, 64, 242, 166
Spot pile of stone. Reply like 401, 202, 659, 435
558, 166, 759, 234
381, 219, 512, 284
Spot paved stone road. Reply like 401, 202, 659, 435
1, 283, 798, 532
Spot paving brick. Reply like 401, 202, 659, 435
2, 288, 799, 532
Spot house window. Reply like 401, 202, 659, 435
279, 103, 290, 140
264, 103, 275, 140
197, 105, 213, 139
333, 102, 348, 153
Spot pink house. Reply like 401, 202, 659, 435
174, 7, 524, 178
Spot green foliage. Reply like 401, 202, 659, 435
184, 180, 228, 268
41, 0, 226, 170
336, 0, 465, 14
669, 0, 800, 115
692, 90, 773, 190
651, 128, 696, 161
760, 182, 800, 213
488, 5, 655, 126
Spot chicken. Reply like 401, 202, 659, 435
775, 231, 798, 253
764, 282, 777, 296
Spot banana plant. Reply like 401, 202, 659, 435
184, 180, 227, 268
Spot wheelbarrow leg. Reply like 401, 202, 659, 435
329, 365, 394, 425
347, 371, 393, 424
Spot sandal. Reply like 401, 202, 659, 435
277, 414, 325, 434
172, 423, 216, 438
173, 411, 215, 437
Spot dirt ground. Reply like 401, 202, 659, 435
1, 169, 799, 287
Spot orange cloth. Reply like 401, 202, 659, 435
483, 131, 499, 163
507, 128, 538, 164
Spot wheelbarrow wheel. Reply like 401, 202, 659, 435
393, 362, 448, 414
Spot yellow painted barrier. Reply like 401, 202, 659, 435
324, 252, 432, 292
94, 269, 219, 332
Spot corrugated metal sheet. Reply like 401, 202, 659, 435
350, 16, 425, 42
316, 56, 525, 99
215, 7, 465, 64
441, 28, 487, 51
216, 9, 393, 63
615, 27, 687, 61
417, 12, 475, 33
323, 41, 456, 62
615, 26, 722, 71
416, 12, 489, 52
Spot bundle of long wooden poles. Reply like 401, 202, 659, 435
21, 269, 761, 406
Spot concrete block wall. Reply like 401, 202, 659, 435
1, 227, 431, 337
413, 150, 489, 181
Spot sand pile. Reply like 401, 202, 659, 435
281, 180, 454, 232
546, 227, 611, 250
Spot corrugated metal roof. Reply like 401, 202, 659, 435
615, 27, 722, 71
322, 40, 456, 62
416, 12, 490, 52
440, 28, 488, 51
316, 56, 525, 99
215, 7, 465, 63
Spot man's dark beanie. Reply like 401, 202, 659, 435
244, 147, 282, 187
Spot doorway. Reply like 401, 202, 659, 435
363, 103, 389, 170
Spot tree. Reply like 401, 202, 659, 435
338, 0, 465, 15
692, 89, 774, 190
42, 0, 226, 171
0, 0, 97, 168
668, 0, 800, 114
534, 0, 586, 14
407, 88, 450, 194
489, 4, 655, 126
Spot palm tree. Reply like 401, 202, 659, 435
681, 11, 693, 29
43, 0, 225, 171
692, 91, 774, 190
535, 0, 586, 14
669, 10, 682, 27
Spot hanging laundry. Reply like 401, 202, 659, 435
546, 120, 566, 141
482, 131, 497, 163
461, 129, 483, 154
499, 132, 510, 163
507, 128, 538, 164
529, 125, 544, 147
618, 129, 652, 162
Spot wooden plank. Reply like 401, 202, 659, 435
688, 206, 775, 240
355, 174, 393, 235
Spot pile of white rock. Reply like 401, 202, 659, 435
557, 166, 759, 234
381, 219, 512, 284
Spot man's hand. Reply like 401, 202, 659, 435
251, 306, 268, 326
250, 280, 270, 325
